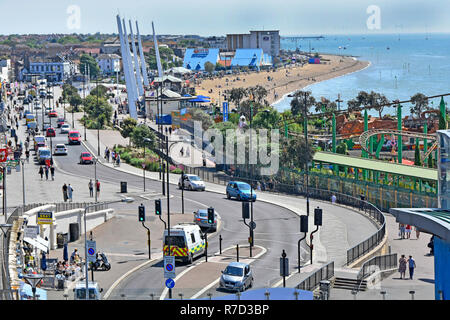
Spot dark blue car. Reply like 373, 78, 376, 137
226, 181, 257, 202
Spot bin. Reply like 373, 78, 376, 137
69, 223, 80, 242
120, 181, 127, 193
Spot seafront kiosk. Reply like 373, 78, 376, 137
390, 130, 450, 300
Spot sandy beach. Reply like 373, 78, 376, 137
194, 54, 370, 108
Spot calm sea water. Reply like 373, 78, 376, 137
273, 33, 450, 116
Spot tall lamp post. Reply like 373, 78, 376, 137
83, 197, 134, 300
304, 92, 310, 217
96, 76, 100, 157
142, 137, 152, 192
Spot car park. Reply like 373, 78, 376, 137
54, 144, 68, 156
60, 124, 70, 134
46, 127, 56, 137
219, 262, 253, 292
37, 147, 51, 165
193, 209, 217, 231
226, 181, 257, 201
80, 152, 93, 164
68, 131, 81, 145
178, 174, 205, 191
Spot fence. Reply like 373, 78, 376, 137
356, 253, 398, 281
296, 261, 334, 291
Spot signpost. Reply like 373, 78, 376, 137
24, 226, 39, 239
164, 256, 176, 279
165, 278, 175, 289
86, 240, 96, 263
37, 211, 53, 225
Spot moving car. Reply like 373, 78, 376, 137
54, 144, 68, 156
73, 281, 103, 300
226, 181, 257, 202
37, 147, 51, 165
57, 118, 65, 128
193, 209, 217, 231
25, 114, 36, 124
60, 124, 70, 134
163, 224, 205, 264
27, 121, 37, 131
178, 174, 205, 191
48, 111, 58, 118
219, 262, 253, 292
34, 135, 46, 151
80, 152, 93, 164
68, 131, 81, 145
46, 127, 56, 137
45, 107, 52, 115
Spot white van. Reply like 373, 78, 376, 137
163, 224, 205, 264
73, 281, 103, 300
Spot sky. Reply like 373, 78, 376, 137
0, 0, 449, 36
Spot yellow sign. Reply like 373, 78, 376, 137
37, 211, 53, 225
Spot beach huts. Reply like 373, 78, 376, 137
183, 48, 220, 71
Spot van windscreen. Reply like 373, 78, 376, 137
164, 236, 186, 248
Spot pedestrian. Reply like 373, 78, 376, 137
359, 192, 365, 211
427, 236, 434, 255
398, 254, 407, 279
415, 226, 420, 239
39, 166, 44, 180
116, 154, 120, 166
331, 194, 337, 204
185, 146, 190, 158
62, 183, 68, 202
111, 151, 116, 162
104, 147, 109, 161
165, 127, 168, 135
399, 223, 406, 239
67, 184, 73, 202
44, 166, 49, 180
180, 147, 184, 157
26, 149, 30, 162
169, 127, 172, 135
70, 248, 78, 264
96, 180, 100, 197
405, 224, 412, 239
407, 256, 416, 280
50, 166, 55, 180
88, 179, 94, 197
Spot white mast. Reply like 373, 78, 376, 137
129, 20, 144, 97
152, 21, 164, 78
136, 20, 149, 87
122, 18, 139, 117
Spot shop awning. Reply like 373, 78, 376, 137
23, 236, 49, 252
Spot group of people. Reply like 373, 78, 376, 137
62, 183, 74, 202
38, 165, 55, 181
104, 147, 121, 166
398, 255, 416, 280
88, 179, 101, 198
399, 223, 420, 239
55, 249, 83, 282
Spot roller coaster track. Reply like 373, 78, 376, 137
359, 129, 438, 164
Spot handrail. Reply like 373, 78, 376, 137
296, 261, 334, 291
355, 253, 398, 292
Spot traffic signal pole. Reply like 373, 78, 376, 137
142, 222, 151, 260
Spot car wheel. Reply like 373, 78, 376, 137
237, 194, 241, 201
226, 192, 231, 199
188, 185, 193, 191
178, 183, 182, 189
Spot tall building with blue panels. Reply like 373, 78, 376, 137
183, 48, 220, 71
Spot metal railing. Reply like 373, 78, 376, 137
357, 253, 398, 281
296, 261, 334, 291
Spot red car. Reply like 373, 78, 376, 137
46, 127, 56, 137
80, 152, 93, 164
48, 111, 58, 118
68, 131, 81, 145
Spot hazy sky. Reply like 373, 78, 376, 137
0, 0, 449, 36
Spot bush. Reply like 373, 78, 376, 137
171, 168, 182, 174
121, 152, 131, 163
130, 157, 143, 167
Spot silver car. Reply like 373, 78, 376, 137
60, 124, 70, 134
193, 209, 217, 231
219, 262, 253, 292
54, 144, 68, 155
178, 174, 205, 191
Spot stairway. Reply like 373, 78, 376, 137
332, 277, 368, 291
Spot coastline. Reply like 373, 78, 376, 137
193, 54, 371, 109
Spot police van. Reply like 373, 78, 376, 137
163, 224, 205, 264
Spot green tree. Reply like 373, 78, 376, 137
410, 93, 429, 118
130, 125, 156, 148
69, 94, 83, 112
227, 88, 247, 110
290, 91, 316, 117
90, 84, 108, 98
204, 61, 215, 74
215, 62, 225, 71
190, 108, 214, 131
80, 54, 101, 79
83, 95, 113, 127
120, 117, 137, 139
336, 142, 348, 155
280, 136, 315, 170
314, 97, 337, 113
252, 107, 280, 129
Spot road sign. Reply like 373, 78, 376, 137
164, 256, 176, 279
37, 211, 53, 225
86, 240, 96, 263
250, 221, 256, 230
0, 149, 7, 162
165, 278, 175, 289
24, 226, 39, 239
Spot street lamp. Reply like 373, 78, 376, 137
0, 224, 12, 238
142, 137, 153, 192
83, 197, 134, 300
23, 273, 44, 300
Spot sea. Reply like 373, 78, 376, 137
273, 33, 450, 117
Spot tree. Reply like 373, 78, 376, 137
414, 139, 421, 166
130, 125, 156, 148
215, 62, 225, 71
314, 97, 337, 113
90, 84, 108, 98
83, 95, 113, 127
347, 91, 369, 112
439, 97, 447, 130
336, 142, 348, 155
69, 94, 83, 112
190, 108, 214, 131
80, 54, 101, 79
280, 136, 315, 170
410, 93, 429, 119
290, 91, 316, 117
252, 107, 280, 129
368, 92, 390, 119
247, 85, 268, 105
120, 117, 137, 146
204, 61, 215, 74
227, 88, 247, 110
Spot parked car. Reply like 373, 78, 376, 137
68, 131, 81, 145
226, 181, 257, 202
46, 127, 56, 137
60, 124, 70, 134
193, 209, 217, 231
54, 144, 68, 156
80, 152, 93, 164
219, 262, 253, 292
178, 174, 205, 191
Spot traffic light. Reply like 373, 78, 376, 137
242, 202, 249, 219
155, 199, 161, 216
300, 215, 308, 233
314, 207, 323, 226
207, 207, 214, 224
138, 204, 145, 222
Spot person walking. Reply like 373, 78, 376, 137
44, 166, 49, 180
399, 223, 406, 239
50, 166, 55, 181
67, 184, 73, 202
331, 194, 337, 204
96, 180, 101, 198
398, 254, 407, 279
408, 256, 416, 280
405, 224, 412, 239
39, 166, 44, 180
180, 147, 184, 157
116, 154, 120, 166
62, 183, 68, 202
415, 226, 420, 239
88, 179, 94, 197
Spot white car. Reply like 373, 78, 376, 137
60, 124, 70, 134
54, 144, 68, 155
178, 174, 205, 191
45, 107, 52, 115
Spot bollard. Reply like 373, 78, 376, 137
293, 291, 299, 300
121, 293, 126, 300
265, 290, 270, 300
63, 294, 68, 300
409, 290, 415, 300
380, 290, 386, 300
236, 291, 241, 300
149, 293, 155, 300
236, 244, 239, 262
219, 235, 222, 255
207, 293, 213, 300
179, 293, 184, 300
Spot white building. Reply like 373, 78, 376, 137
21, 58, 74, 82
96, 53, 121, 75
226, 30, 280, 58
0, 59, 11, 82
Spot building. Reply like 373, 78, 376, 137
226, 30, 280, 59
144, 88, 192, 118
183, 48, 220, 71
230, 49, 272, 69
152, 75, 183, 92
205, 36, 227, 50
0, 59, 11, 82
96, 53, 121, 75
20, 57, 74, 82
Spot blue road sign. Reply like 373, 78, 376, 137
165, 278, 175, 289
166, 264, 173, 272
